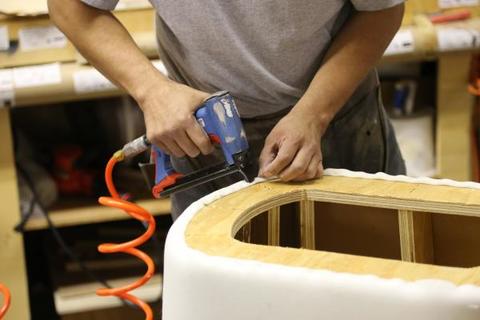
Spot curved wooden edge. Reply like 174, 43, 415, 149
185, 176, 480, 286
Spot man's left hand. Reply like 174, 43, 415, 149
258, 109, 326, 182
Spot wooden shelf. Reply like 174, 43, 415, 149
24, 198, 171, 231
54, 274, 162, 315
0, 8, 156, 68
6, 59, 166, 108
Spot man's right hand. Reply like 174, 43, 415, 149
140, 81, 215, 158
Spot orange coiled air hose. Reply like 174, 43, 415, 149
97, 153, 156, 320
0, 283, 11, 319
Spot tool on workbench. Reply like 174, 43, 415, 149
96, 90, 251, 320
0, 283, 10, 319
128, 90, 252, 198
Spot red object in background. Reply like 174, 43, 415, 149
469, 55, 480, 97
469, 80, 480, 96
0, 283, 11, 319
53, 145, 96, 196
430, 9, 471, 24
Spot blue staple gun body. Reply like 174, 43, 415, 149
148, 91, 252, 198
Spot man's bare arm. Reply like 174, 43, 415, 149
48, 0, 213, 157
294, 3, 405, 128
260, 4, 405, 181
48, 0, 164, 101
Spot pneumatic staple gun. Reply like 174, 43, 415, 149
123, 91, 253, 198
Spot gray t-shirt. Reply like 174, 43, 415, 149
82, 0, 403, 117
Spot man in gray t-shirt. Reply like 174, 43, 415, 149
49, 0, 405, 217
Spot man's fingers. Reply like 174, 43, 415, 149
146, 131, 175, 156
258, 141, 277, 176
262, 140, 298, 177
293, 155, 321, 182
186, 121, 214, 155
163, 139, 185, 158
175, 131, 201, 158
278, 147, 312, 182
155, 141, 173, 156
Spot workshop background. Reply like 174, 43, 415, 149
1, 0, 480, 319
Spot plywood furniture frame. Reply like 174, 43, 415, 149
185, 177, 480, 285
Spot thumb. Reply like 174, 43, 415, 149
258, 140, 277, 177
